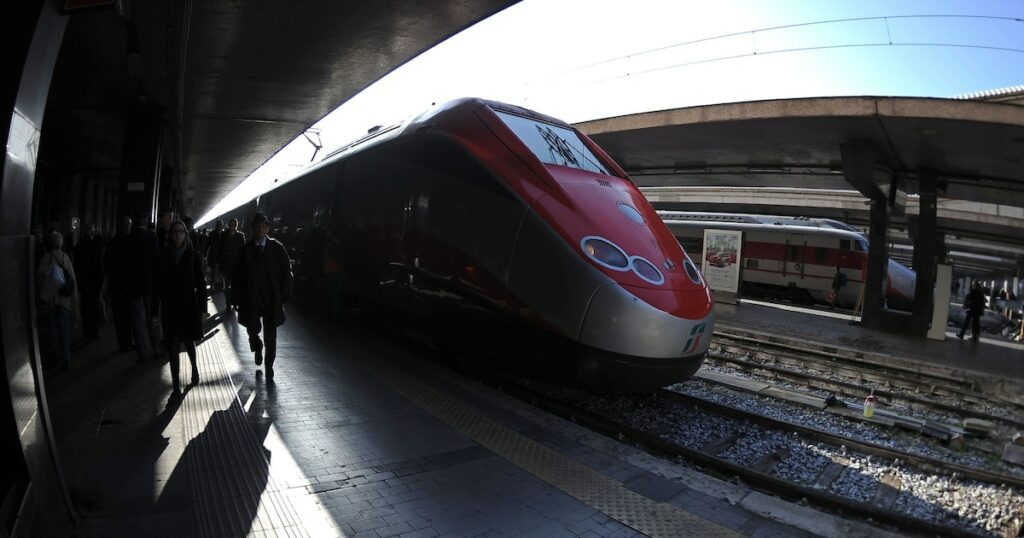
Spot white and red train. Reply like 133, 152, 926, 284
213, 98, 714, 390
659, 211, 917, 311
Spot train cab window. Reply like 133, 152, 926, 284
855, 239, 868, 252
493, 110, 612, 176
839, 239, 851, 251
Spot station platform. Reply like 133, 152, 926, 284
715, 299, 1024, 382
46, 293, 891, 538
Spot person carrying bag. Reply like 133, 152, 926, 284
37, 231, 77, 372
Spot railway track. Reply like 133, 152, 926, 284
382, 323, 1024, 536
492, 377, 1024, 538
710, 331, 1024, 431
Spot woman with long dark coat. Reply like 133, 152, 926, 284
157, 219, 207, 395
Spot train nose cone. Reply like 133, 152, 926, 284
579, 284, 715, 358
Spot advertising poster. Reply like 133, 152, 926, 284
701, 229, 742, 293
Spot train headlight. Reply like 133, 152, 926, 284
631, 257, 665, 285
581, 236, 629, 271
580, 236, 668, 285
684, 259, 703, 285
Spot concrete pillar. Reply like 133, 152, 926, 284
839, 142, 894, 329
910, 171, 938, 335
928, 264, 953, 340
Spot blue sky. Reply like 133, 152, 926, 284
198, 0, 1024, 224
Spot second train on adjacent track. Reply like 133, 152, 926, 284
659, 211, 917, 310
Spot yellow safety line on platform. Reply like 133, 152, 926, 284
366, 360, 739, 538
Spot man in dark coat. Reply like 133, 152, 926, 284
958, 281, 987, 342
232, 213, 292, 381
74, 223, 105, 342
206, 219, 224, 284
218, 218, 246, 305
126, 212, 161, 362
104, 217, 134, 352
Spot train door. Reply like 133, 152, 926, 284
783, 234, 807, 279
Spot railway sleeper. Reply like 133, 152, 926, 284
702, 432, 743, 455
870, 471, 903, 511
813, 460, 849, 490
752, 448, 790, 474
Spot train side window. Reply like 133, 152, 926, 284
815, 247, 828, 263
839, 239, 851, 250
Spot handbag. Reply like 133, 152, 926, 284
57, 261, 76, 297
39, 261, 65, 301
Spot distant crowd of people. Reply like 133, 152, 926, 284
35, 210, 292, 399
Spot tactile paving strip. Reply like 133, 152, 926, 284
366, 360, 739, 537
180, 342, 307, 537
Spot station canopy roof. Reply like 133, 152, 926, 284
45, 0, 518, 218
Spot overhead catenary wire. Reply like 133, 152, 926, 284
564, 14, 1024, 74
553, 14, 1024, 87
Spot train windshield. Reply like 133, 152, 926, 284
494, 110, 612, 175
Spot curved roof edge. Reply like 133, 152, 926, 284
575, 96, 1024, 136
953, 85, 1024, 101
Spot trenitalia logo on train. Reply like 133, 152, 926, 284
684, 323, 707, 355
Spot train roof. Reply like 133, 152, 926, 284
320, 97, 575, 163
210, 98, 583, 220
658, 211, 867, 239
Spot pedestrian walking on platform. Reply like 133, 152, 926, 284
232, 213, 292, 382
126, 213, 160, 362
828, 266, 847, 309
105, 217, 135, 352
206, 219, 224, 287
37, 231, 77, 373
958, 281, 987, 342
74, 223, 104, 343
157, 220, 207, 396
217, 218, 245, 305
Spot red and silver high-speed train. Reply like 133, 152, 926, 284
659, 211, 917, 311
211, 99, 714, 390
